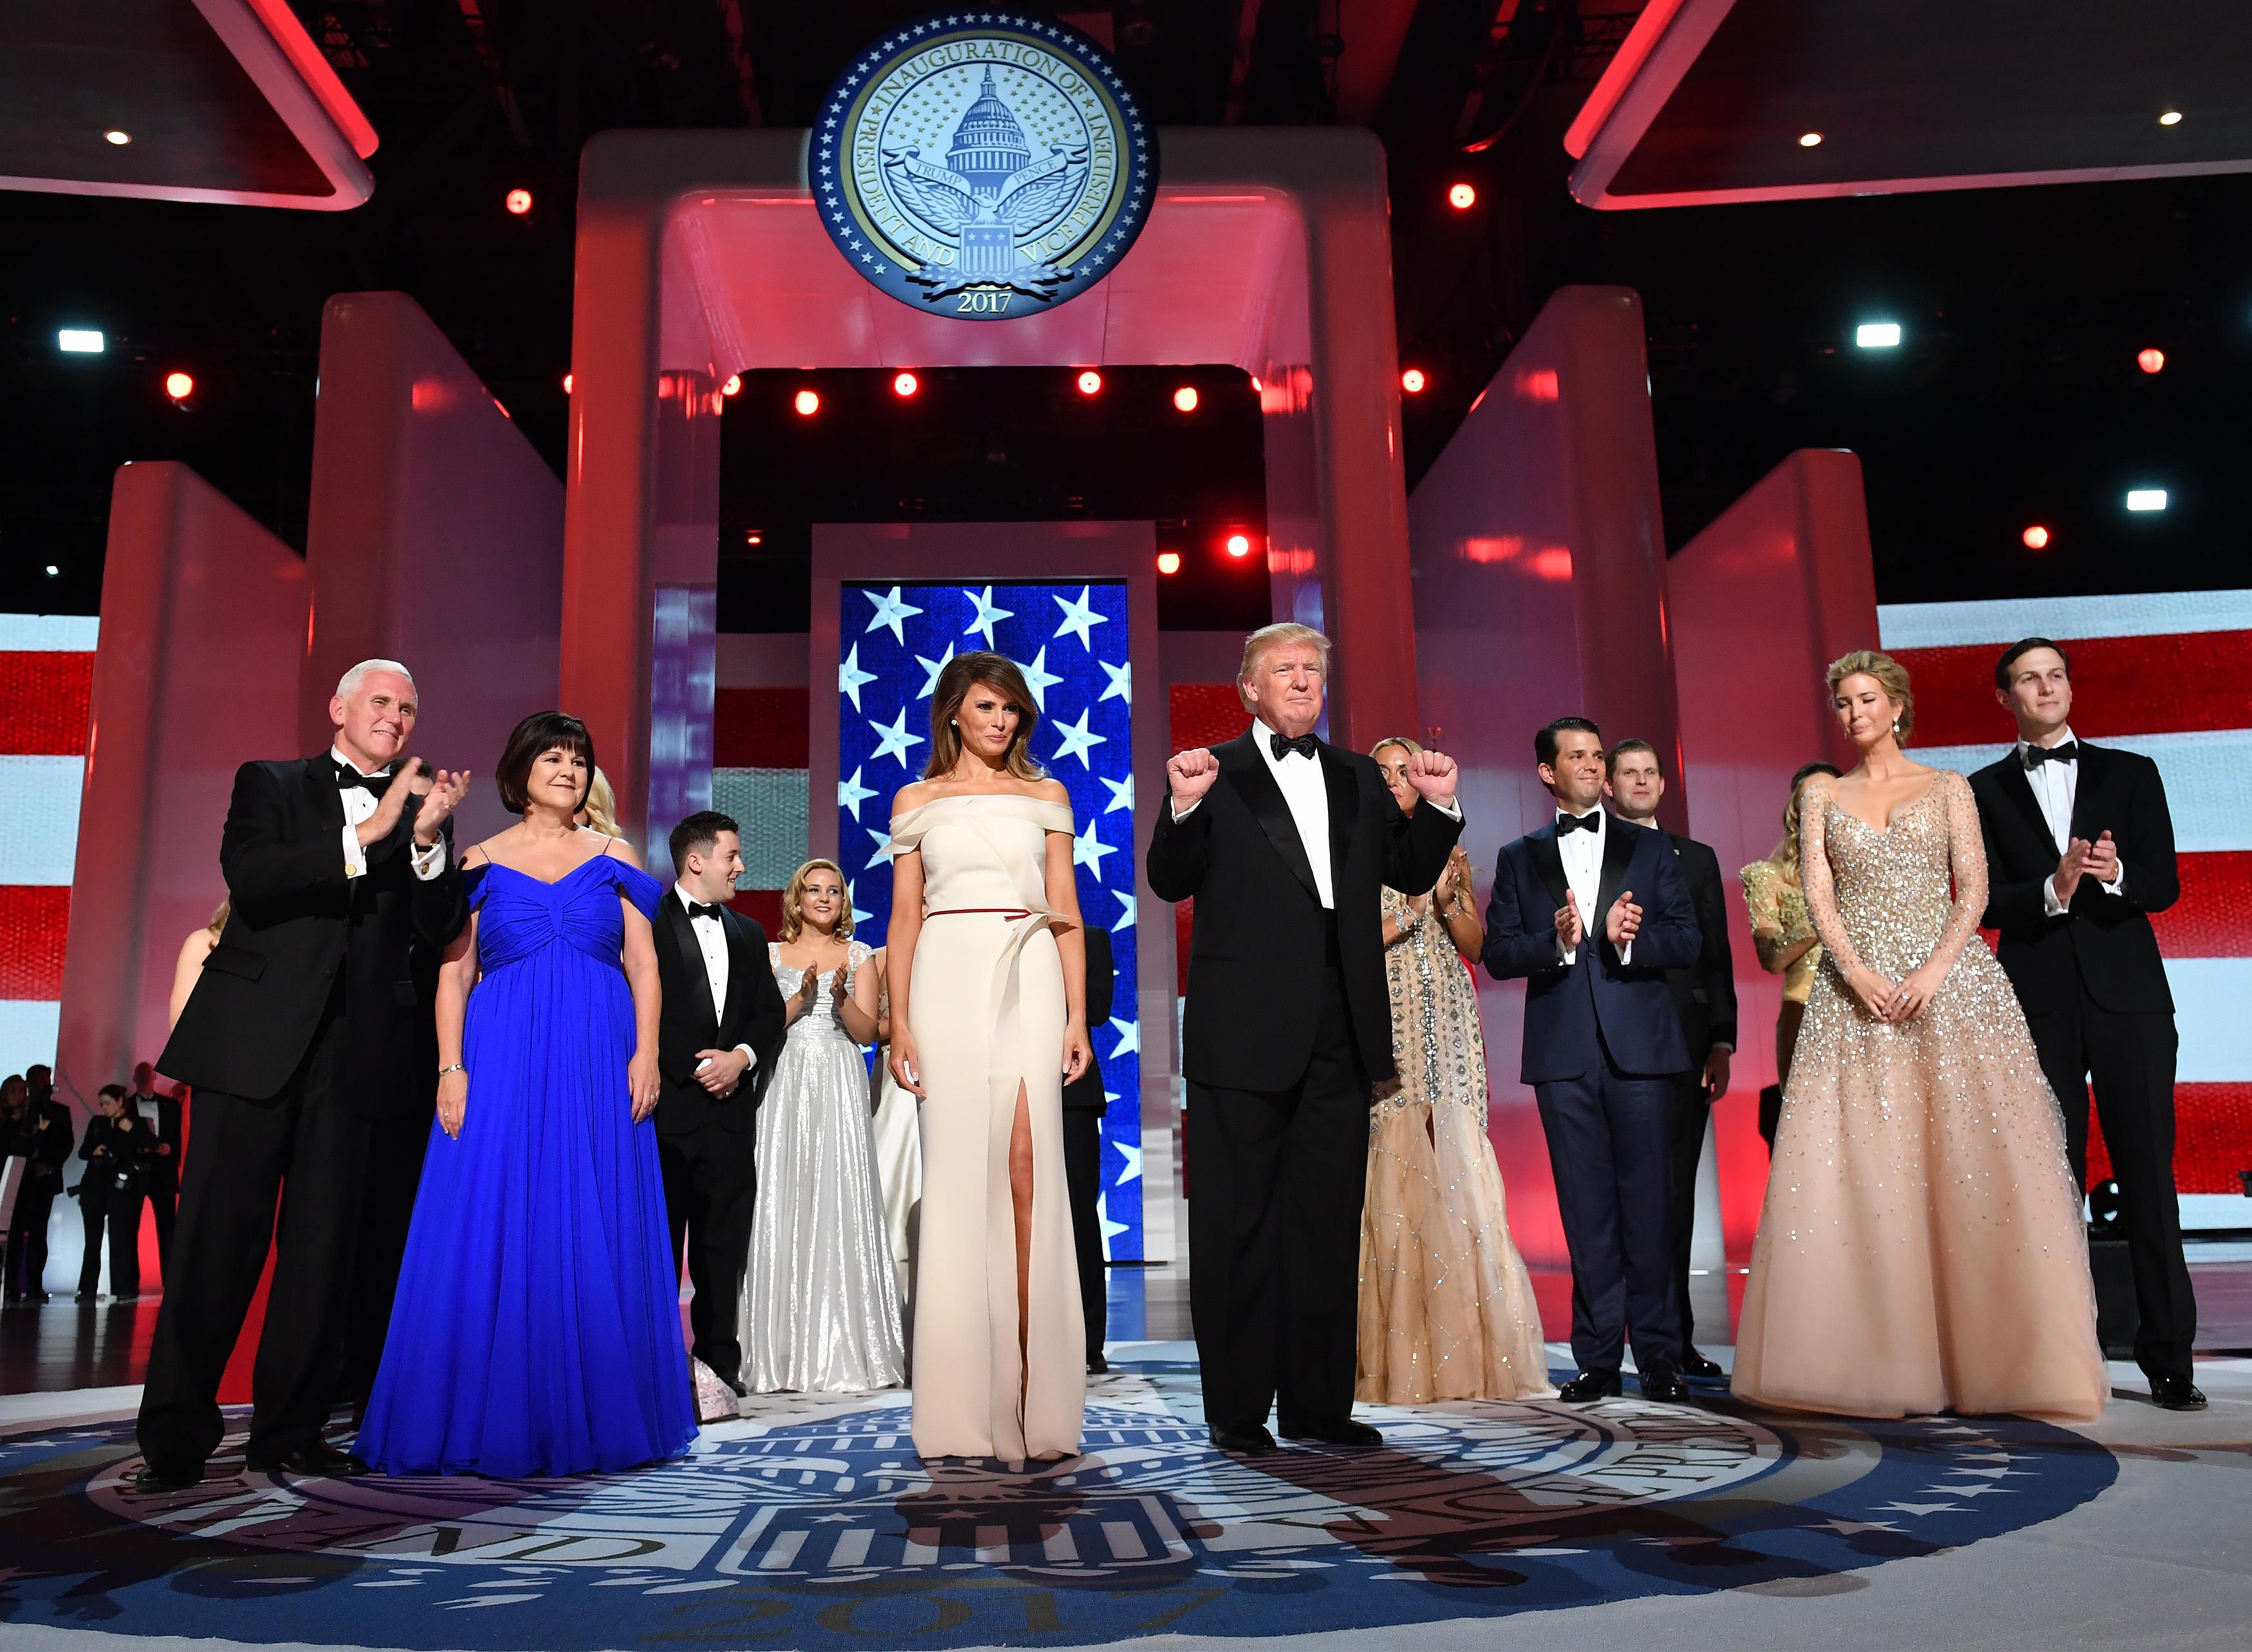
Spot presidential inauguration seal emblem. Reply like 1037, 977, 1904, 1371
813, 12, 1156, 317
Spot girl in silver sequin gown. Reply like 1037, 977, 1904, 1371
1734, 654, 2107, 1422
735, 924, 905, 1395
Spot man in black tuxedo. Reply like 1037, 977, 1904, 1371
1147, 623, 1463, 1455
5, 1065, 71, 1301
140, 661, 470, 1487
124, 1061, 181, 1278
1061, 925, 1114, 1373
1970, 637, 2202, 1410
654, 810, 787, 1397
1484, 719, 1702, 1403
1607, 739, 1738, 1381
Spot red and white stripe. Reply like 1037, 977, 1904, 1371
1881, 592, 2252, 1200
0, 615, 96, 1075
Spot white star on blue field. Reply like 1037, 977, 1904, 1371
839, 580, 1143, 1260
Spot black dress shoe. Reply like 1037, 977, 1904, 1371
1558, 1370, 1623, 1404
1278, 1416, 1383, 1447
2150, 1375, 2208, 1411
1682, 1348, 1724, 1381
1086, 1353, 1109, 1375
131, 1460, 203, 1492
247, 1441, 372, 1478
1638, 1362, 1690, 1402
1210, 1423, 1278, 1456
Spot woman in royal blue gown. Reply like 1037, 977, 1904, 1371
358, 712, 694, 1476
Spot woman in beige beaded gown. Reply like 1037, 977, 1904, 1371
1734, 652, 2107, 1422
1356, 739, 1551, 1404
887, 652, 1092, 1463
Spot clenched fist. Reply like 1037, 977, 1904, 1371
1405, 747, 1459, 807
1167, 746, 1219, 809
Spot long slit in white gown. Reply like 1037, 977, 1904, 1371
891, 794, 1085, 1462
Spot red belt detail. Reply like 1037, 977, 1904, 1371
926, 908, 1033, 919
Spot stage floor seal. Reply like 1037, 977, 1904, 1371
0, 1357, 2116, 1646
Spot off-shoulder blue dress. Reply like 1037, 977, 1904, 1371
357, 852, 696, 1476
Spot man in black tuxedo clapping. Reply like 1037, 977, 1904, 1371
654, 811, 787, 1398
140, 660, 470, 1488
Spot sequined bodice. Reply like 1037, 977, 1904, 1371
773, 941, 870, 1052
1817, 787, 1957, 977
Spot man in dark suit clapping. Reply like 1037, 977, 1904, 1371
654, 811, 787, 1399
140, 661, 470, 1489
1607, 739, 1738, 1381
1484, 719, 1702, 1404
1970, 638, 2202, 1411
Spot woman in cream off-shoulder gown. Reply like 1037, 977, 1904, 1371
887, 652, 1094, 1463
1733, 650, 2107, 1423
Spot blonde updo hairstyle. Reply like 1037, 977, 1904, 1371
1826, 649, 1915, 745
780, 858, 853, 942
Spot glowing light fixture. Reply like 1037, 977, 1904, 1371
504, 187, 533, 215
44, 564, 60, 577
1076, 369, 1102, 395
1249, 376, 1262, 392
163, 371, 194, 399
2126, 489, 2167, 512
1855, 322, 1902, 349
2159, 110, 2183, 127
1225, 533, 1251, 558
746, 531, 762, 546
1448, 182, 1477, 210
57, 329, 104, 354
1156, 550, 1181, 574
1172, 385, 1199, 412
721, 374, 741, 397
2021, 526, 2049, 549
1798, 131, 1823, 148
104, 129, 131, 146
562, 372, 573, 394
892, 371, 919, 397
793, 388, 820, 416
1400, 367, 1427, 393
2137, 348, 2165, 374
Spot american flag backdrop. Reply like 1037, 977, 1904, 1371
0, 614, 96, 1079
1881, 589, 2252, 1200
837, 580, 1145, 1260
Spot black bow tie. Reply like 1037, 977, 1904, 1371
1556, 810, 1601, 836
334, 764, 390, 794
685, 901, 726, 922
1269, 731, 1320, 761
2024, 741, 2078, 769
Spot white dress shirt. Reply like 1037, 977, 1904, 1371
1171, 721, 1461, 910
333, 746, 447, 883
1554, 806, 1621, 966
675, 884, 757, 1070
2018, 726, 2125, 915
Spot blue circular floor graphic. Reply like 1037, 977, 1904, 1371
0, 1362, 2115, 1646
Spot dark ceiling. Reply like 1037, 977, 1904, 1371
2, 0, 2247, 625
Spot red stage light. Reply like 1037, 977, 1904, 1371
1172, 385, 1199, 412
1076, 369, 1102, 395
163, 371, 194, 400
562, 372, 573, 394
793, 388, 820, 416
746, 531, 762, 546
1249, 376, 1262, 392
2022, 526, 2051, 549
1447, 183, 1476, 210
892, 371, 919, 398
1401, 367, 1427, 393
1224, 533, 1251, 558
504, 187, 533, 216
2137, 348, 2166, 374
718, 374, 741, 398
1156, 550, 1181, 574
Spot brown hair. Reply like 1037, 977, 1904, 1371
207, 898, 231, 936
1827, 650, 1916, 744
925, 652, 1045, 782
780, 858, 853, 942
1606, 737, 1661, 778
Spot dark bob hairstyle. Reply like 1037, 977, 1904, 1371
495, 711, 596, 815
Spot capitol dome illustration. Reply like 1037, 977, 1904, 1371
947, 68, 1031, 199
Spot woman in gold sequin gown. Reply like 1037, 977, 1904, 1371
1355, 739, 1551, 1404
1734, 653, 2107, 1422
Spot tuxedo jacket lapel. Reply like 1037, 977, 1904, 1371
1318, 744, 1356, 895
2067, 742, 2110, 844
659, 897, 717, 1036
1593, 814, 1636, 924
1527, 825, 1571, 913
717, 905, 748, 1036
301, 755, 347, 837
1996, 755, 2054, 853
1219, 733, 1322, 903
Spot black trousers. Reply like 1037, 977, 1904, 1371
147, 1160, 178, 1278
1188, 965, 1368, 1433
1062, 1107, 1107, 1361
2025, 993, 2197, 1381
340, 1109, 432, 1406
1665, 1076, 1710, 1350
1534, 1055, 1683, 1374
78, 1183, 145, 1297
138, 1009, 372, 1469
659, 1126, 758, 1386
6, 1179, 58, 1295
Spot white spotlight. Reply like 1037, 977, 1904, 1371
1854, 322, 1902, 349
2125, 489, 2168, 513
57, 329, 105, 354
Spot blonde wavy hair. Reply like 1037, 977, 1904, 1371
1826, 649, 1916, 745
580, 766, 622, 839
780, 858, 853, 942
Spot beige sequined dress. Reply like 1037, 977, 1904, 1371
1733, 771, 2107, 1422
1356, 886, 1552, 1403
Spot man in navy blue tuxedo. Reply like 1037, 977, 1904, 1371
1483, 718, 1702, 1402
